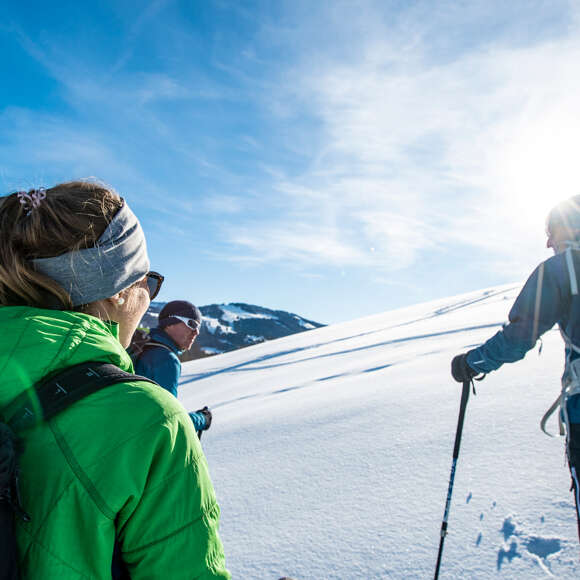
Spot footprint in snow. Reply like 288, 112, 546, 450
524, 536, 561, 559
496, 515, 563, 572
497, 540, 521, 570
500, 516, 517, 541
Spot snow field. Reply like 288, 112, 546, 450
178, 284, 580, 579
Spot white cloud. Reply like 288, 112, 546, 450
203, 194, 245, 214
0, 108, 185, 220
226, 224, 367, 266
0, 108, 139, 183
5, 0, 580, 285
220, 1, 580, 277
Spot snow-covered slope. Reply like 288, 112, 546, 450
178, 284, 579, 579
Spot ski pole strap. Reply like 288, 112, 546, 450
540, 393, 566, 437
540, 329, 580, 437
566, 247, 579, 296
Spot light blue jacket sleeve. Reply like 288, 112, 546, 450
135, 348, 207, 430
188, 411, 208, 431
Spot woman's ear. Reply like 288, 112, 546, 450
104, 292, 127, 308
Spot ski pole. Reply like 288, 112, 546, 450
434, 380, 472, 580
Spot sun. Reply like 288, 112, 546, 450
497, 115, 580, 231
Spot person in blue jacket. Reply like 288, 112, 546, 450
451, 194, 580, 540
134, 300, 212, 434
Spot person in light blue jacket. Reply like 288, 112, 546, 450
451, 194, 580, 541
134, 300, 211, 434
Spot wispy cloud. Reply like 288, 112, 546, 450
109, 0, 173, 76
215, 0, 580, 278
0, 108, 140, 186
226, 223, 366, 266
0, 107, 186, 221
202, 194, 246, 215
4, 0, 580, 287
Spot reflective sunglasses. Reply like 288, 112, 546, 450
170, 314, 201, 332
145, 271, 164, 300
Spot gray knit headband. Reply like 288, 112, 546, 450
32, 200, 150, 306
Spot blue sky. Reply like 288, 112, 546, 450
2, 0, 580, 324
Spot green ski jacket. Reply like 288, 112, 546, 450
0, 306, 230, 579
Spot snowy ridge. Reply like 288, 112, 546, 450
140, 302, 324, 359
218, 304, 274, 323
178, 284, 579, 579
204, 317, 236, 336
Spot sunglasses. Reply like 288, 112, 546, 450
170, 315, 201, 332
145, 271, 164, 300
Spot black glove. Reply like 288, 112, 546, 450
196, 406, 212, 430
451, 353, 478, 383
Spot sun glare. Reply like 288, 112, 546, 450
498, 115, 580, 231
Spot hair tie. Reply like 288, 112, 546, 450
17, 188, 47, 216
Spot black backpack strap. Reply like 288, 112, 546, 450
8, 362, 158, 431
146, 339, 172, 349
130, 339, 173, 365
140, 340, 173, 355
1, 362, 157, 578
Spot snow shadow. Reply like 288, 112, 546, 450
362, 363, 393, 374
433, 288, 517, 317
210, 358, 406, 409
182, 321, 503, 385
387, 287, 516, 330
211, 369, 368, 409
180, 331, 388, 386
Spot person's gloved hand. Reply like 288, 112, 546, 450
451, 353, 478, 383
196, 406, 212, 430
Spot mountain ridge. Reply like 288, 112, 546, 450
139, 301, 325, 360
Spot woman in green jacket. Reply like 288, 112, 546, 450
0, 181, 230, 579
